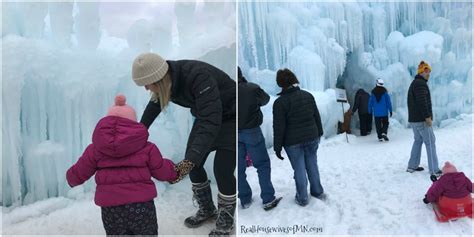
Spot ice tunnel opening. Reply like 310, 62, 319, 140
336, 51, 376, 124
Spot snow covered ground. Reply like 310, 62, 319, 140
1, 115, 471, 236
237, 114, 473, 235
1, 179, 229, 236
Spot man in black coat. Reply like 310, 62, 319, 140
132, 53, 236, 235
406, 61, 441, 176
238, 67, 281, 211
351, 88, 372, 136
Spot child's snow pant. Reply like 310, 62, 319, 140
101, 200, 158, 236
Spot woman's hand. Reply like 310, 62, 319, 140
169, 160, 195, 184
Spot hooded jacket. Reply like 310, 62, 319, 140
66, 116, 177, 207
368, 86, 392, 117
139, 60, 236, 167
426, 172, 473, 202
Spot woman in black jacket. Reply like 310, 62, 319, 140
272, 69, 325, 206
132, 53, 236, 236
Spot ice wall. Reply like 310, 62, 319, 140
239, 2, 472, 144
2, 1, 236, 207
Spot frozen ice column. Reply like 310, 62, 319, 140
49, 2, 74, 48
75, 2, 101, 50
18, 2, 49, 38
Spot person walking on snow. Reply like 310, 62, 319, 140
351, 88, 372, 136
368, 78, 392, 142
238, 67, 281, 211
132, 53, 236, 236
273, 68, 325, 207
66, 95, 178, 236
406, 61, 441, 176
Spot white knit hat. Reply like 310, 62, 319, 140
132, 53, 169, 86
376, 78, 384, 87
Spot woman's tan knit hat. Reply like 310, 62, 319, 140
132, 53, 169, 86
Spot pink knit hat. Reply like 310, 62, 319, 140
442, 161, 458, 174
107, 94, 137, 121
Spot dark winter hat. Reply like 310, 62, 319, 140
276, 68, 299, 88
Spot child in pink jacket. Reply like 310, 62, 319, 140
66, 95, 177, 236
423, 161, 473, 220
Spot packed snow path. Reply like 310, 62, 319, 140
1, 116, 471, 235
1, 179, 231, 235
238, 116, 473, 235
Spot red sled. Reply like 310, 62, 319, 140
432, 195, 474, 222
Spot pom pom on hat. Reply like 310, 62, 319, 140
107, 94, 137, 121
441, 161, 458, 174
417, 61, 432, 75
115, 94, 126, 106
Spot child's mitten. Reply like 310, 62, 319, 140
423, 195, 429, 204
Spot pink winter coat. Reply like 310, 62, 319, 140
66, 116, 178, 207
426, 172, 473, 203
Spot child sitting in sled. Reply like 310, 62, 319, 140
423, 161, 473, 222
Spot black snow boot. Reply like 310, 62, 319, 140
263, 197, 282, 211
209, 193, 236, 236
184, 180, 218, 228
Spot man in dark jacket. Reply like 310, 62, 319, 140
273, 69, 325, 206
238, 67, 281, 211
132, 53, 236, 236
352, 88, 372, 136
406, 61, 441, 176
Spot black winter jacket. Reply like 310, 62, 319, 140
273, 86, 323, 152
352, 89, 370, 115
407, 75, 432, 122
238, 76, 270, 129
140, 60, 236, 166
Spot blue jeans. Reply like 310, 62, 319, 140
284, 138, 324, 205
238, 127, 275, 205
408, 122, 440, 174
